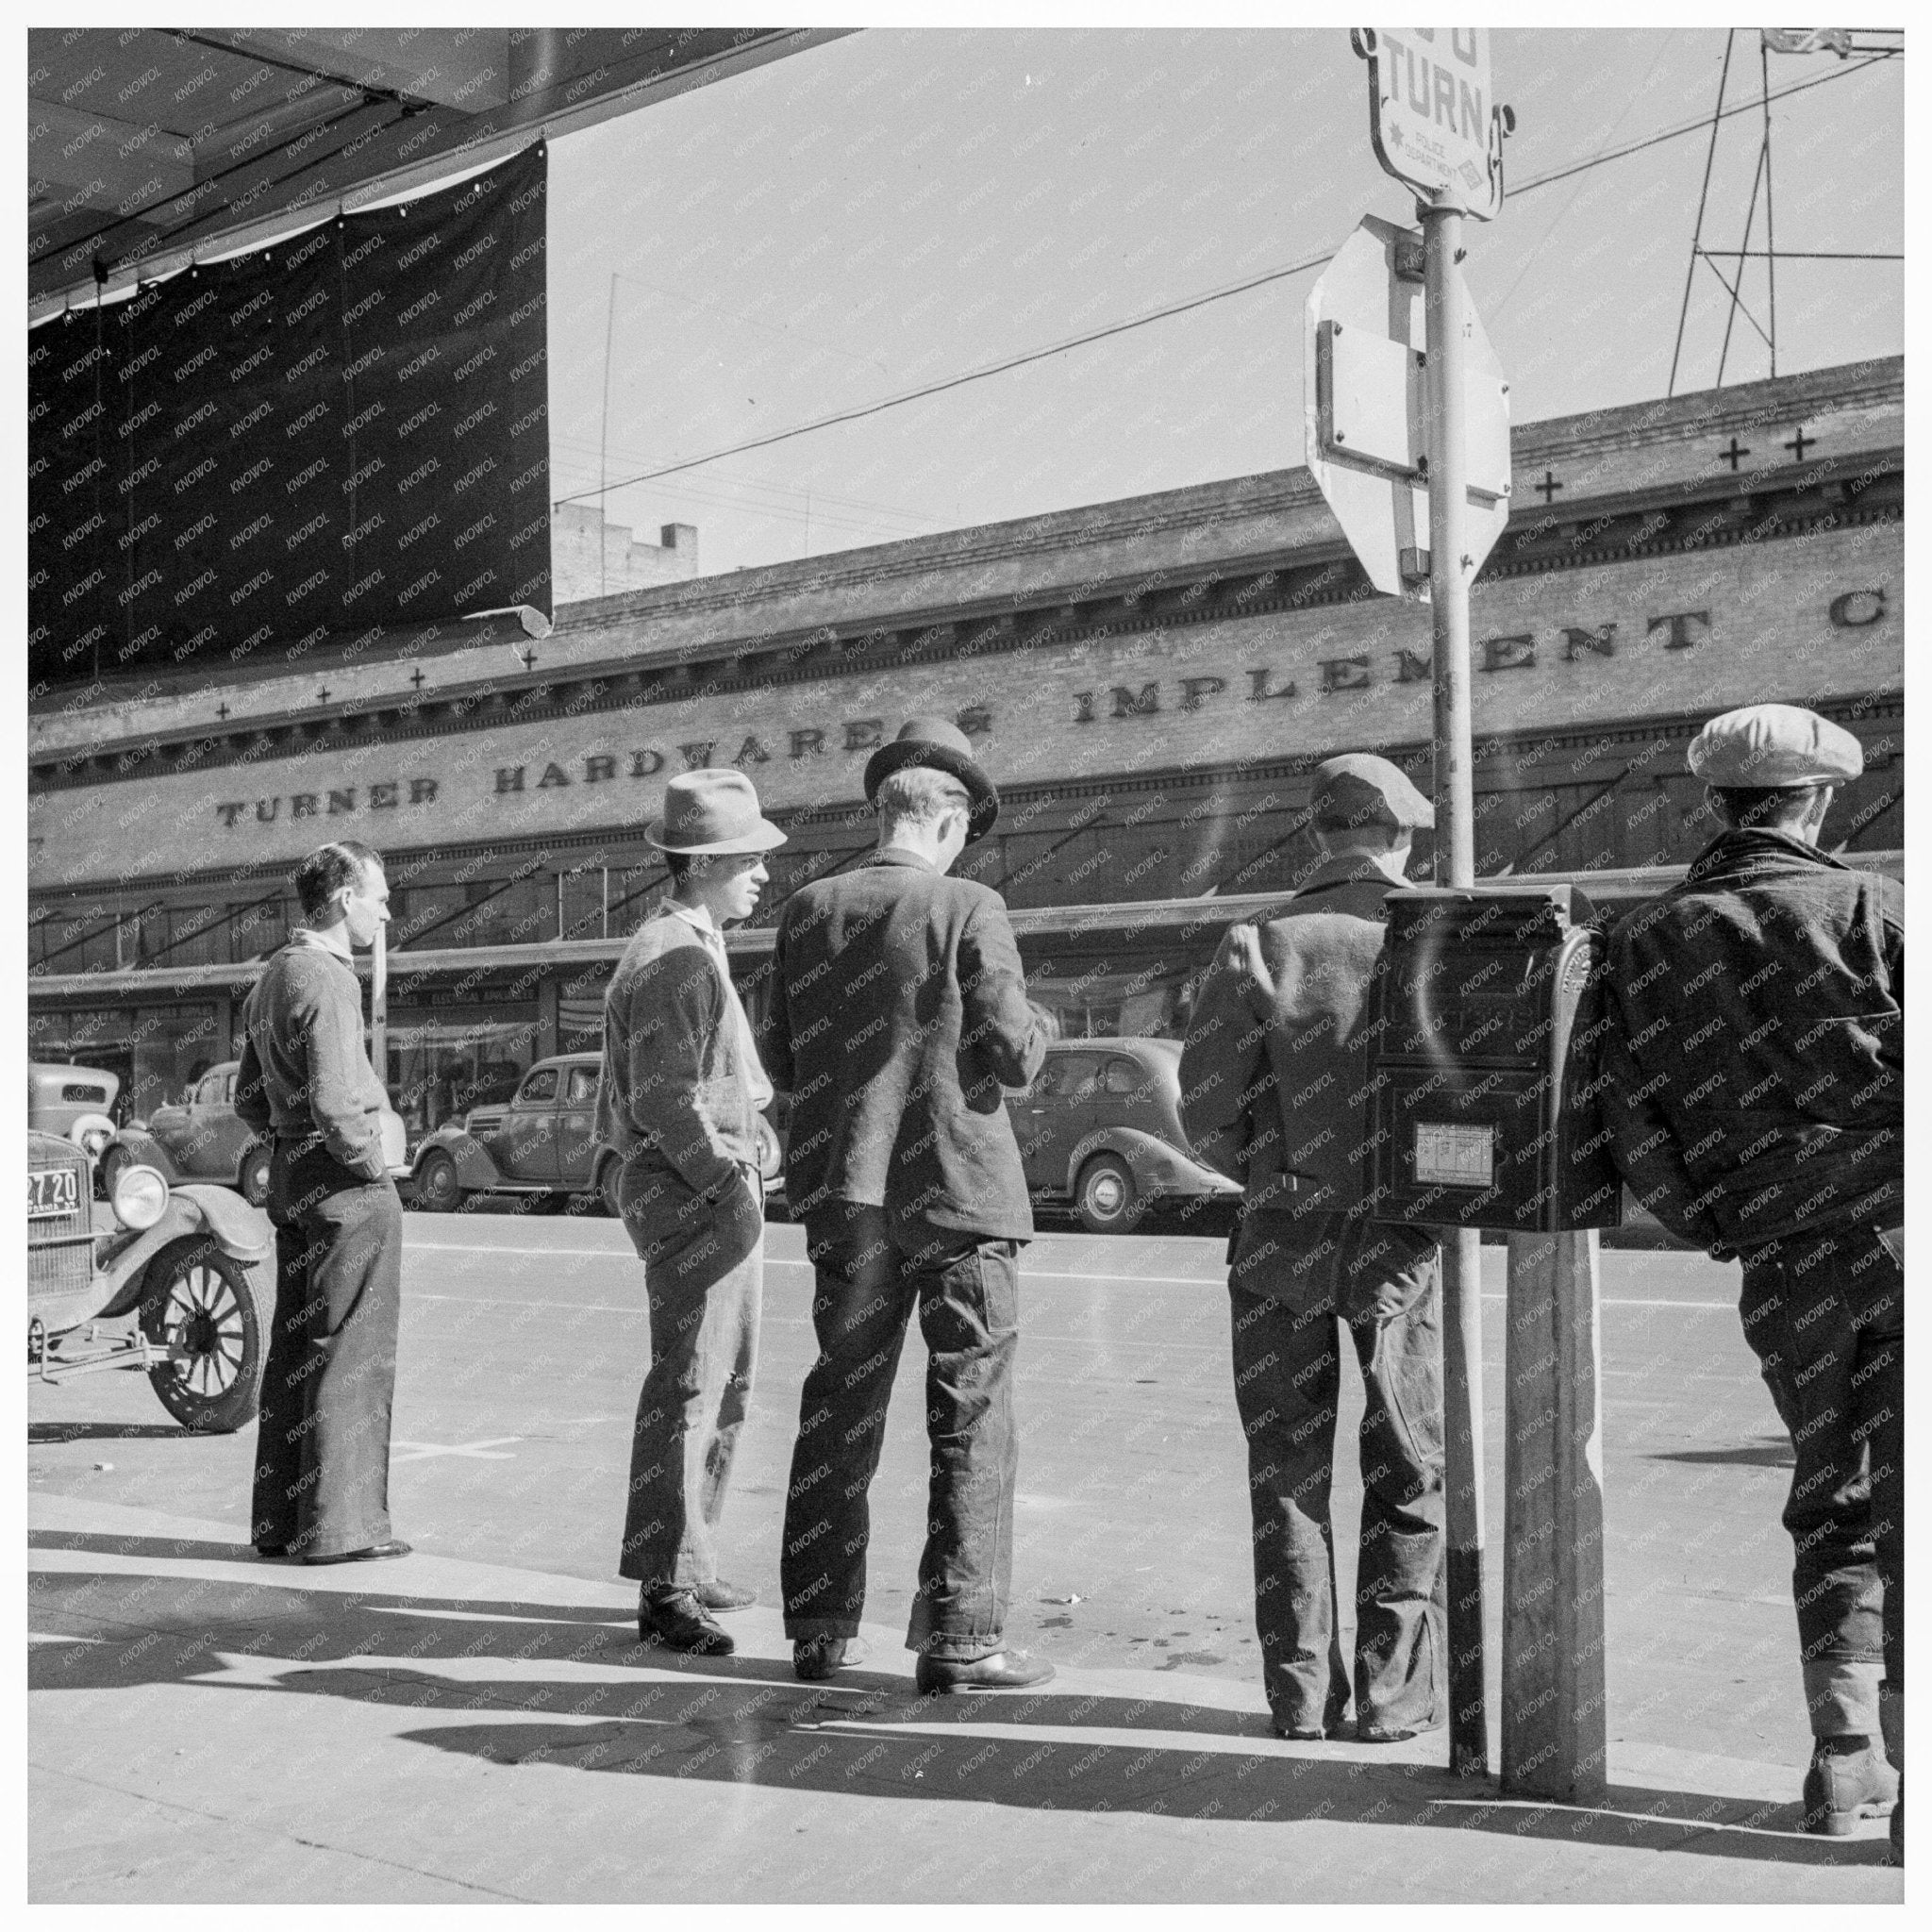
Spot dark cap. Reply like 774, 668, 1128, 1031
863, 715, 1000, 841
1308, 753, 1435, 832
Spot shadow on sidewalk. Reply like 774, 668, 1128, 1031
28, 1536, 1889, 1870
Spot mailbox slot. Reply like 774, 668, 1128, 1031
1368, 885, 1622, 1233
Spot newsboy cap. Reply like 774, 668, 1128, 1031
645, 768, 787, 854
1686, 704, 1864, 788
1309, 753, 1436, 832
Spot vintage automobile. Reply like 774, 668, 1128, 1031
103, 1059, 272, 1207
104, 1058, 411, 1208
1008, 1036, 1242, 1233
409, 1053, 621, 1214
27, 1125, 274, 1433
409, 1051, 782, 1216
27, 1061, 122, 1164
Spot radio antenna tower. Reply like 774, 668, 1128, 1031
1667, 26, 1903, 396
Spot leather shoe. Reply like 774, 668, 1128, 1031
1273, 1722, 1329, 1741
640, 1588, 735, 1656
794, 1635, 869, 1682
254, 1543, 292, 1560
303, 1539, 411, 1565
914, 1649, 1056, 1695
1802, 1737, 1899, 1836
1355, 1711, 1445, 1744
695, 1578, 757, 1613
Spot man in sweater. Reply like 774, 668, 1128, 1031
237, 839, 408, 1564
765, 717, 1051, 1692
596, 769, 786, 1656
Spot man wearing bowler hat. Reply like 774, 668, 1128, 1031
1179, 752, 1446, 1743
597, 768, 786, 1655
765, 716, 1051, 1691
1598, 705, 1902, 1850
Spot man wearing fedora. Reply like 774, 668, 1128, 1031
596, 768, 786, 1655
1179, 753, 1447, 1745
1598, 704, 1902, 1851
764, 716, 1052, 1692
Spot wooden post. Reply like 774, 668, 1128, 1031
1502, 1228, 1607, 1805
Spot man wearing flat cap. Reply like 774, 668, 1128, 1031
1598, 704, 1902, 1848
597, 768, 786, 1656
764, 716, 1052, 1692
1180, 751, 1446, 1743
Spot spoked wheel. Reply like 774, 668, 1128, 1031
139, 1240, 266, 1435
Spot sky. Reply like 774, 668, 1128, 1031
541, 26, 1903, 576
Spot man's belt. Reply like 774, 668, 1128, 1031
274, 1130, 330, 1158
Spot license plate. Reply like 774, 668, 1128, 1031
28, 1166, 80, 1218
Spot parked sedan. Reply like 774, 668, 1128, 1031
104, 1061, 272, 1206
1008, 1037, 1241, 1233
409, 1054, 618, 1214
27, 1061, 122, 1162
104, 1058, 410, 1208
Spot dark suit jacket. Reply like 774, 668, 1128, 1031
763, 849, 1047, 1239
596, 908, 763, 1258
1178, 853, 1407, 1219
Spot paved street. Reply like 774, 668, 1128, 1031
28, 1212, 1901, 1901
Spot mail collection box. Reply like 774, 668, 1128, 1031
1366, 884, 1623, 1233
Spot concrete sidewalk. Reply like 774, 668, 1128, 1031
28, 1491, 1899, 1904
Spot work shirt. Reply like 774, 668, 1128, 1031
1597, 828, 1903, 1254
235, 929, 390, 1182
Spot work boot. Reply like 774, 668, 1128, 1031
793, 1635, 869, 1682
694, 1578, 757, 1612
1800, 1736, 1898, 1836
914, 1649, 1055, 1695
639, 1587, 735, 1656
1880, 1683, 1904, 1865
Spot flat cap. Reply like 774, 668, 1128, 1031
1687, 705, 1863, 788
1309, 753, 1435, 832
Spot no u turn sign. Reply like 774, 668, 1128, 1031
1354, 27, 1510, 219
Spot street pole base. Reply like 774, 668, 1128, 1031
1447, 1541, 1490, 1776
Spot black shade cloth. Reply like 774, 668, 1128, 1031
29, 144, 550, 691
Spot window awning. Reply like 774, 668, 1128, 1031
29, 25, 846, 318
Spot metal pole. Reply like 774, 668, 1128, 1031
1422, 192, 1488, 1779
371, 921, 388, 1094
600, 271, 618, 597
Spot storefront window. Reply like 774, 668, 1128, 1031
29, 1004, 221, 1123
383, 1003, 542, 1143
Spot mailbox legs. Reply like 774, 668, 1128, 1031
1501, 1228, 1608, 1805
1441, 1226, 1490, 1775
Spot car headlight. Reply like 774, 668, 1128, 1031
112, 1163, 170, 1231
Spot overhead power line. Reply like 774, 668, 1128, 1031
559, 49, 1893, 508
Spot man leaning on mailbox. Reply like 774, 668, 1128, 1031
1597, 704, 1903, 1855
1179, 753, 1445, 1745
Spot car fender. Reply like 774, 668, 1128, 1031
96, 1187, 274, 1318
104, 1126, 180, 1184
1062, 1126, 1239, 1201
413, 1126, 505, 1193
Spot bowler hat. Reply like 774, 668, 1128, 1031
1309, 753, 1435, 832
863, 715, 1000, 841
645, 768, 787, 854
1687, 704, 1863, 789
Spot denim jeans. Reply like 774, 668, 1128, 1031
616, 1159, 763, 1591
253, 1142, 402, 1559
781, 1205, 1020, 1662
1227, 1209, 1446, 1736
1738, 1220, 1903, 1739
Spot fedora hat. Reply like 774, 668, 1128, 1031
863, 715, 1000, 841
645, 768, 787, 854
